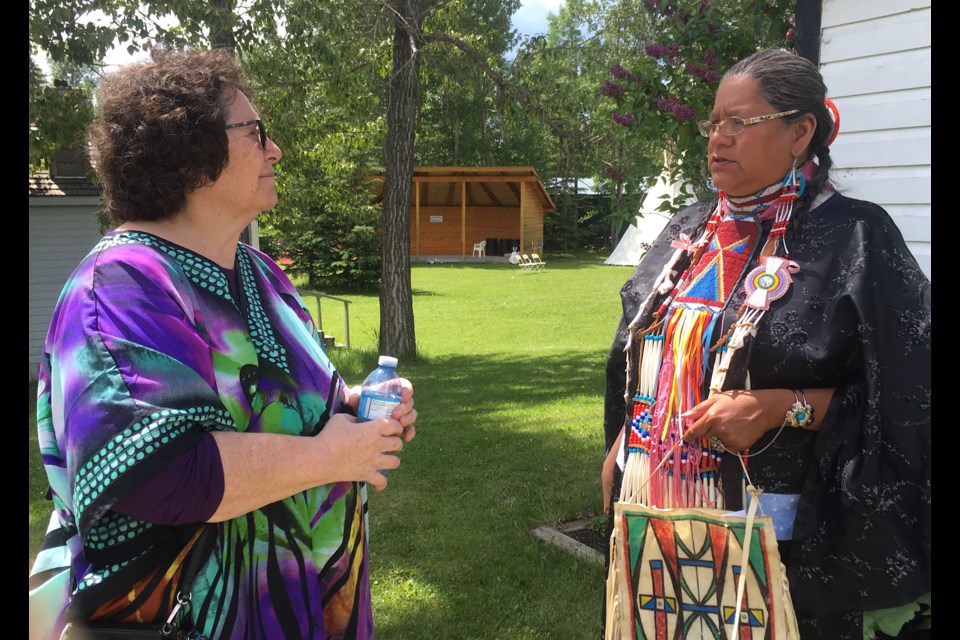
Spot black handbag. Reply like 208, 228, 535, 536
60, 526, 215, 640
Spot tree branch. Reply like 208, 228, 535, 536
421, 32, 581, 146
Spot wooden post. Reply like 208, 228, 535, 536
519, 181, 525, 253
415, 180, 420, 263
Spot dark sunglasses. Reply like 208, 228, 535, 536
224, 118, 267, 148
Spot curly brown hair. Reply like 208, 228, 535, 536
87, 47, 252, 224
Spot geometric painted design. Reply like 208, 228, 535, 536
721, 566, 767, 633
612, 503, 794, 639
675, 215, 760, 309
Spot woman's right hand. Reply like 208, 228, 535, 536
210, 415, 404, 520
315, 412, 405, 491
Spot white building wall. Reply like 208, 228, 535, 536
819, 0, 931, 278
28, 198, 105, 380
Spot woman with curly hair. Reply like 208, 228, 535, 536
31, 47, 417, 639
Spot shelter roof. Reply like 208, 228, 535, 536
28, 171, 101, 197
371, 166, 555, 212
29, 147, 101, 197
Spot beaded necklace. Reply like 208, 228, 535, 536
618, 165, 808, 510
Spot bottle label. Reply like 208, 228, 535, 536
358, 389, 402, 421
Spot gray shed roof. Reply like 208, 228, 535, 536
29, 171, 101, 197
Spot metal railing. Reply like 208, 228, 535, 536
297, 289, 352, 349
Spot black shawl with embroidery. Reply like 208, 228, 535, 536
603, 191, 931, 617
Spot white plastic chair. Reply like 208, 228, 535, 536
472, 240, 486, 258
529, 253, 546, 272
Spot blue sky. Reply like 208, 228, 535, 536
512, 0, 565, 38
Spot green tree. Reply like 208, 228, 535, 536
28, 56, 97, 172
507, 1, 627, 251
29, 0, 387, 292
415, 0, 519, 165
243, 0, 388, 292
28, 0, 274, 171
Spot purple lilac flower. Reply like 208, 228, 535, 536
685, 62, 720, 84
599, 80, 625, 98
700, 0, 711, 9
672, 104, 696, 121
656, 95, 696, 121
611, 112, 635, 127
704, 49, 716, 67
645, 43, 680, 63
610, 63, 631, 80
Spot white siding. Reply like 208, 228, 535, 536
29, 198, 105, 380
819, 0, 931, 279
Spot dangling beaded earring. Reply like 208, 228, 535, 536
768, 157, 805, 257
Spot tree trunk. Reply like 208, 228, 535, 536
380, 0, 421, 359
209, 0, 237, 50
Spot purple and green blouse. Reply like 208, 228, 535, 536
36, 230, 373, 639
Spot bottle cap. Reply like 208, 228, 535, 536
378, 355, 398, 368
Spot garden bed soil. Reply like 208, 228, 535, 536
562, 522, 609, 556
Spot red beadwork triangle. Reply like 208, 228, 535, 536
675, 216, 759, 308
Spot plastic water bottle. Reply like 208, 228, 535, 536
357, 355, 403, 422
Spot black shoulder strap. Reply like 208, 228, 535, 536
180, 524, 216, 597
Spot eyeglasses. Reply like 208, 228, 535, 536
224, 118, 267, 148
697, 109, 800, 138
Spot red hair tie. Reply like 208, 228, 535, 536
824, 97, 840, 146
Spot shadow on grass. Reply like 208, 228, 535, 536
366, 350, 610, 638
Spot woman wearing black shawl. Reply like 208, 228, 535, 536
601, 49, 930, 639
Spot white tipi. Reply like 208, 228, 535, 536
604, 171, 695, 266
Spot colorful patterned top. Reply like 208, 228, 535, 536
36, 230, 372, 639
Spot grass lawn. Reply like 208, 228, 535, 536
28, 252, 635, 639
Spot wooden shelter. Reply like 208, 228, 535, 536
373, 167, 555, 262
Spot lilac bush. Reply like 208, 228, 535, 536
599, 0, 796, 215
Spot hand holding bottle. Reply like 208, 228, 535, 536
347, 356, 417, 444
311, 412, 402, 490
358, 356, 404, 421
340, 356, 417, 484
